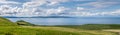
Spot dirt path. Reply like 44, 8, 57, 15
103, 30, 120, 35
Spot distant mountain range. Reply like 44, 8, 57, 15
2, 16, 120, 18
3, 16, 74, 18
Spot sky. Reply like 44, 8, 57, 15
0, 0, 120, 17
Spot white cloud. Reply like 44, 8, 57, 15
23, 0, 46, 8
44, 7, 69, 16
46, 0, 69, 5
73, 0, 96, 1
77, 2, 112, 13
0, 5, 37, 16
77, 7, 85, 10
0, 5, 12, 12
0, 0, 120, 17
68, 9, 120, 16
1, 4, 120, 17
0, 0, 21, 4
74, 0, 120, 1
79, 1, 119, 8
0, 0, 71, 16
23, 0, 70, 8
0, 4, 69, 16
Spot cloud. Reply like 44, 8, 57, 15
107, 9, 120, 16
0, 4, 36, 16
0, 5, 13, 12
77, 7, 85, 11
0, 4, 69, 17
23, 0, 70, 8
0, 0, 73, 17
74, 0, 120, 1
23, 0, 47, 8
46, 0, 69, 5
0, 0, 21, 4
78, 1, 120, 8
44, 7, 69, 16
68, 9, 120, 16
0, 0, 120, 17
73, 0, 96, 1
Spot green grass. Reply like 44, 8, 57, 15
0, 17, 16, 26
0, 27, 80, 35
16, 20, 35, 26
0, 17, 119, 35
0, 17, 79, 35
0, 26, 117, 35
50, 24, 120, 30
21, 26, 118, 35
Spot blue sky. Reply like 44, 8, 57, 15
0, 0, 120, 17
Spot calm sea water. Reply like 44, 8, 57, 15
7, 17, 120, 25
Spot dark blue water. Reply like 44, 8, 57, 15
7, 17, 120, 25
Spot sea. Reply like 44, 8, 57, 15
6, 17, 120, 25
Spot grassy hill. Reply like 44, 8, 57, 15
51, 24, 120, 30
0, 17, 119, 35
0, 17, 16, 26
16, 20, 35, 26
0, 17, 79, 35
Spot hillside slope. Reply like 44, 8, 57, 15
0, 17, 118, 35
0, 17, 79, 35
0, 17, 16, 26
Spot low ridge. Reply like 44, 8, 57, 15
0, 17, 16, 26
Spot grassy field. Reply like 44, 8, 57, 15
0, 26, 118, 35
49, 24, 120, 30
0, 17, 119, 35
